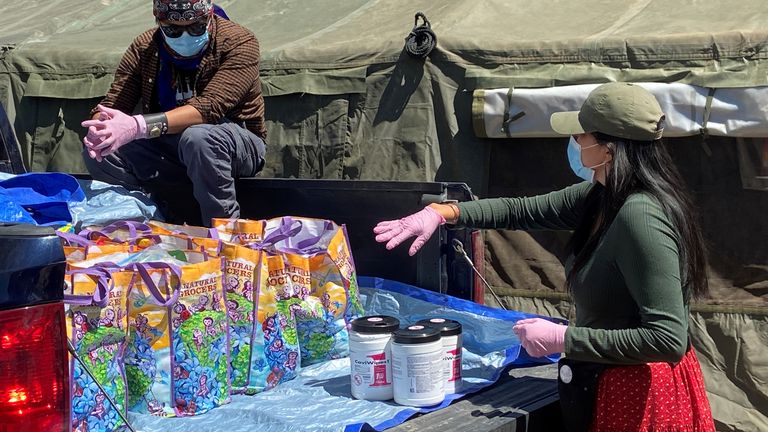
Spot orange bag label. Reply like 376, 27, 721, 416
213, 218, 264, 244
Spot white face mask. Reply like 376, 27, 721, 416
567, 137, 607, 183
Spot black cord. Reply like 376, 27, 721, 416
404, 12, 437, 58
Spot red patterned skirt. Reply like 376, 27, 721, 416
591, 348, 716, 432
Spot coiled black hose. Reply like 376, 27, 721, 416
404, 12, 437, 58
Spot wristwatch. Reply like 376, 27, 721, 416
142, 113, 169, 138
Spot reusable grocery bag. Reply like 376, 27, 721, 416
219, 242, 262, 393
58, 231, 133, 264
148, 220, 224, 256
263, 217, 364, 366
61, 221, 163, 261
250, 250, 303, 391
124, 254, 229, 417
65, 267, 132, 432
79, 221, 155, 244
170, 255, 230, 415
217, 220, 303, 393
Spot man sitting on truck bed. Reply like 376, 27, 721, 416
81, 0, 266, 226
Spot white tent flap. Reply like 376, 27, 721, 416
475, 83, 768, 139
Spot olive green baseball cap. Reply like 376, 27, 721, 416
550, 82, 666, 141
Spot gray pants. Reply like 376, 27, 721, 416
83, 122, 265, 226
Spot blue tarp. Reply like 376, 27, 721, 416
0, 172, 85, 225
128, 277, 557, 432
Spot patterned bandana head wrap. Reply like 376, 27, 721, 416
153, 0, 213, 22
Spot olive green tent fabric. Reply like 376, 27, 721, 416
2, 0, 768, 176
3, 0, 768, 88
1, 1, 767, 429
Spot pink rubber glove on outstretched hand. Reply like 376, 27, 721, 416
373, 206, 445, 256
513, 318, 567, 357
81, 105, 147, 160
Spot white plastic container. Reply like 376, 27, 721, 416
417, 318, 463, 394
349, 315, 400, 400
391, 324, 444, 407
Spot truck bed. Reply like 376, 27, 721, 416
392, 364, 561, 432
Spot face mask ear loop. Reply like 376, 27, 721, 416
585, 140, 612, 170
594, 145, 613, 184
602, 143, 615, 182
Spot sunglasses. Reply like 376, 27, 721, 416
159, 18, 209, 38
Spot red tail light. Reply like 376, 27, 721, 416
0, 302, 70, 432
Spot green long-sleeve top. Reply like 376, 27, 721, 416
456, 182, 689, 365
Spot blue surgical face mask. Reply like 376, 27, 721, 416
568, 136, 600, 183
163, 30, 210, 58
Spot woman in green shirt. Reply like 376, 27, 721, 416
374, 83, 715, 432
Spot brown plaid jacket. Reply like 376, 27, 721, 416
95, 15, 266, 139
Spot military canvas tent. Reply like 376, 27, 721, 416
1, 1, 766, 430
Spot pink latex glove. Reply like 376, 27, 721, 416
513, 318, 567, 358
373, 206, 445, 256
81, 105, 147, 161
82, 110, 112, 161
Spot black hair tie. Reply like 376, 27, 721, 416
404, 12, 437, 58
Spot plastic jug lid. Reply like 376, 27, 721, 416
416, 318, 462, 336
351, 315, 400, 334
393, 324, 441, 344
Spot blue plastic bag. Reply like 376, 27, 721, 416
0, 172, 85, 225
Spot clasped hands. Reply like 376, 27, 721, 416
81, 105, 147, 161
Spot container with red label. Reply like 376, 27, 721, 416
417, 318, 463, 394
349, 315, 400, 400
391, 324, 444, 407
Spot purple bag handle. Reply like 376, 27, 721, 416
57, 231, 94, 247
127, 262, 182, 307
63, 267, 115, 308
294, 219, 336, 250
248, 218, 302, 250
101, 221, 152, 237
268, 217, 336, 255
79, 221, 153, 241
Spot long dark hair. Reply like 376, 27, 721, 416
567, 133, 709, 302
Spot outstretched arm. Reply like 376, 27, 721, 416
456, 182, 593, 231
